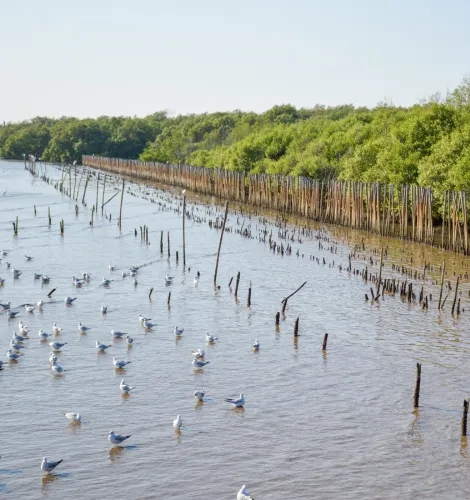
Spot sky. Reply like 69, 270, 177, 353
1, 0, 469, 122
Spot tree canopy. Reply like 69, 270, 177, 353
3, 79, 470, 195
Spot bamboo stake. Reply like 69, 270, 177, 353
119, 179, 125, 230
213, 201, 229, 286
451, 276, 460, 315
414, 363, 421, 408
438, 262, 446, 309
101, 174, 106, 215
462, 399, 469, 437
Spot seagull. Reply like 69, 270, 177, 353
101, 305, 108, 314
41, 457, 63, 474
72, 276, 84, 287
7, 349, 23, 360
193, 277, 199, 285
194, 390, 205, 402
192, 358, 210, 369
133, 277, 138, 286
10, 340, 24, 351
51, 361, 66, 374
5, 262, 10, 268
64, 297, 76, 304
174, 326, 184, 336
253, 339, 260, 350
102, 277, 112, 286
37, 299, 44, 308
225, 393, 245, 408
237, 484, 254, 500
12, 269, 22, 278
52, 323, 62, 334
25, 255, 33, 261
129, 266, 139, 273
39, 329, 51, 339
1, 250, 8, 256
0, 301, 11, 309
138, 314, 150, 323
78, 321, 91, 333
121, 271, 128, 278
63, 412, 81, 423
191, 348, 205, 359
130, 269, 138, 277
7, 309, 19, 318
33, 273, 42, 280
205, 332, 218, 343
49, 341, 67, 351
142, 319, 155, 330
13, 332, 26, 342
120, 379, 135, 393
81, 271, 91, 280
113, 357, 131, 369
96, 340, 112, 352
108, 430, 131, 445
0, 277, 4, 285
165, 274, 175, 284
49, 352, 58, 364
111, 330, 126, 338
109, 264, 116, 271
173, 415, 182, 430
41, 275, 50, 284
25, 305, 35, 313
126, 335, 134, 346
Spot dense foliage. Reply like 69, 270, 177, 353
3, 79, 470, 197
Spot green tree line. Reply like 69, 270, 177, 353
3, 79, 470, 200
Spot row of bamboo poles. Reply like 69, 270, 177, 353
81, 155, 469, 254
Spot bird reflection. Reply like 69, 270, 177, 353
108, 446, 125, 463
41, 472, 59, 490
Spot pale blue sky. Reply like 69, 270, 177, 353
1, 0, 469, 122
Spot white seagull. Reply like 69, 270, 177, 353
102, 277, 112, 286
108, 430, 131, 445
194, 390, 205, 402
237, 484, 254, 500
225, 393, 245, 408
78, 321, 91, 333
174, 326, 184, 336
142, 319, 155, 330
49, 341, 67, 351
13, 332, 26, 342
120, 379, 135, 393
101, 305, 108, 314
173, 415, 183, 430
64, 296, 76, 304
126, 335, 134, 346
37, 299, 44, 308
191, 348, 205, 359
165, 274, 175, 284
205, 332, 218, 343
113, 357, 131, 369
25, 255, 33, 261
51, 361, 66, 374
253, 339, 260, 350
38, 329, 51, 339
192, 358, 210, 369
25, 305, 35, 313
52, 322, 62, 334
111, 330, 126, 338
96, 340, 112, 352
41, 457, 63, 474
63, 412, 81, 423
109, 264, 116, 271
49, 352, 58, 364
7, 349, 23, 360
10, 340, 24, 351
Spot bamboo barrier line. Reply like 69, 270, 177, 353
81, 155, 470, 253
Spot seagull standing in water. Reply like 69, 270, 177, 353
63, 412, 81, 423
41, 457, 63, 474
192, 358, 210, 369
173, 415, 183, 430
205, 332, 218, 343
51, 361, 66, 374
120, 379, 135, 393
194, 390, 205, 402
113, 358, 131, 369
108, 431, 131, 445
237, 485, 254, 500
253, 339, 260, 350
96, 340, 112, 352
225, 393, 245, 408
38, 329, 51, 339
101, 305, 108, 314
126, 335, 134, 346
49, 341, 67, 351
7, 349, 23, 360
165, 274, 174, 284
191, 348, 205, 359
174, 326, 184, 337
78, 322, 91, 333
109, 264, 116, 271
52, 323, 62, 334
64, 297, 76, 305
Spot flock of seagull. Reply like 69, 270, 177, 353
0, 250, 256, 499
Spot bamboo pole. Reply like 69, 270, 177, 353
438, 262, 446, 310
119, 179, 125, 230
214, 201, 229, 286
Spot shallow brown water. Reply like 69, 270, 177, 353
1, 160, 470, 499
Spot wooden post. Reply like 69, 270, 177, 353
322, 333, 328, 350
413, 363, 421, 408
167, 291, 171, 306
48, 207, 51, 226
451, 276, 460, 315
182, 195, 186, 267
167, 231, 170, 258
160, 231, 163, 254
275, 312, 280, 325
82, 175, 89, 204
101, 174, 106, 215
96, 172, 100, 215
376, 246, 383, 296
282, 281, 307, 314
438, 262, 446, 310
149, 287, 154, 299
462, 399, 469, 437
294, 317, 299, 337
247, 282, 252, 306
15, 216, 18, 236
34, 205, 36, 216
176, 250, 179, 264
235, 271, 241, 297
119, 179, 125, 230
213, 201, 229, 286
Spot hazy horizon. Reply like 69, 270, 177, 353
2, 0, 469, 123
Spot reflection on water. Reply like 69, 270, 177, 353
2, 160, 470, 499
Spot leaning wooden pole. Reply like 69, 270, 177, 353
413, 363, 421, 408
376, 246, 384, 296
451, 276, 460, 315
182, 195, 186, 267
462, 399, 469, 437
119, 179, 125, 231
438, 262, 446, 310
213, 201, 229, 286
